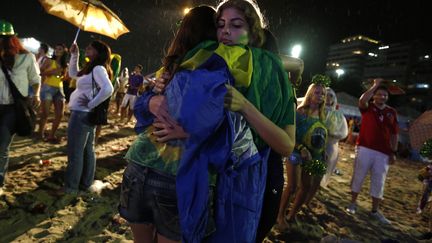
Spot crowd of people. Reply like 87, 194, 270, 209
1, 0, 417, 241
0, 20, 148, 196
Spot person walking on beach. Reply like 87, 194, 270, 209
0, 20, 41, 195
114, 67, 128, 116
119, 64, 143, 124
345, 78, 399, 225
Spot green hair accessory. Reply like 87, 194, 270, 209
311, 74, 331, 87
302, 159, 327, 176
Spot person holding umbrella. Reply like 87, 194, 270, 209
63, 40, 113, 195
0, 20, 41, 195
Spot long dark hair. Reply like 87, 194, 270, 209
78, 40, 112, 79
162, 5, 217, 77
52, 43, 68, 69
0, 35, 29, 70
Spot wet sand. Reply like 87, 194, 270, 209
0, 114, 429, 242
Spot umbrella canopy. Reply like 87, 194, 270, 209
409, 110, 432, 150
39, 0, 129, 40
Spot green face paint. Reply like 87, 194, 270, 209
217, 8, 250, 46
235, 32, 249, 45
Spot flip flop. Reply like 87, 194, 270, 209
46, 136, 61, 144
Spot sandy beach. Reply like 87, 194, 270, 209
0, 113, 430, 242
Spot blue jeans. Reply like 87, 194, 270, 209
65, 110, 96, 193
40, 84, 65, 101
0, 105, 16, 187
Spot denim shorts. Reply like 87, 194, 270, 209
40, 84, 65, 101
118, 162, 181, 241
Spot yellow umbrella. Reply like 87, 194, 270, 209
38, 0, 130, 41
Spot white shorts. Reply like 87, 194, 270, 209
120, 94, 137, 110
350, 146, 389, 199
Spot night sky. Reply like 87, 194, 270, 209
1, 0, 429, 80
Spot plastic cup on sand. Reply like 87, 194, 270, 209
39, 159, 50, 166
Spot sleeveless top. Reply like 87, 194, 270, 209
296, 112, 328, 160
44, 60, 63, 88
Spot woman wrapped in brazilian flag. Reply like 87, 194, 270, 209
118, 1, 297, 242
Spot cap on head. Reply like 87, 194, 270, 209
0, 20, 16, 36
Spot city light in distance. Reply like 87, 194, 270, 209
291, 44, 302, 58
335, 68, 345, 77
416, 83, 430, 89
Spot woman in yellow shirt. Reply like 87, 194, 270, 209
38, 43, 68, 143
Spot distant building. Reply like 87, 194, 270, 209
325, 35, 380, 81
326, 36, 432, 113
363, 40, 432, 111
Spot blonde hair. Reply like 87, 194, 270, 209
298, 83, 327, 121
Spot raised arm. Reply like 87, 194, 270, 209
359, 78, 382, 109
68, 43, 79, 78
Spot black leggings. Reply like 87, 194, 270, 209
255, 150, 284, 242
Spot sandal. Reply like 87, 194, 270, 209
45, 136, 61, 144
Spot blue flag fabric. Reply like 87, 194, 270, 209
132, 42, 294, 241
169, 54, 267, 242
167, 55, 234, 242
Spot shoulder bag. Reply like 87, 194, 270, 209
88, 70, 111, 125
1, 63, 36, 136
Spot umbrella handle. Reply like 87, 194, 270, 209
73, 28, 81, 43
